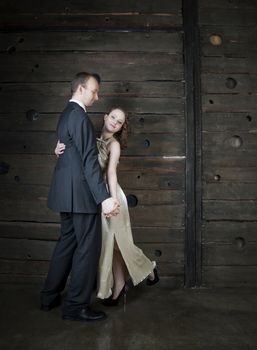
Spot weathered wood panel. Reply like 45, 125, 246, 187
0, 32, 183, 53
0, 52, 183, 82
202, 57, 257, 74
0, 0, 182, 30
0, 14, 182, 30
203, 132, 257, 152
202, 113, 257, 132
202, 95, 257, 112
0, 113, 185, 134
0, 81, 184, 97
202, 221, 257, 243
203, 200, 257, 221
0, 131, 184, 156
0, 97, 184, 114
0, 200, 184, 227
202, 74, 257, 94
199, 8, 257, 26
0, 238, 184, 263
202, 266, 257, 287
203, 243, 257, 266
199, 0, 257, 287
201, 27, 257, 57
0, 0, 185, 284
0, 185, 184, 206
203, 166, 257, 183
0, 259, 184, 277
0, 222, 184, 243
203, 183, 257, 200
0, 154, 185, 189
0, 0, 182, 13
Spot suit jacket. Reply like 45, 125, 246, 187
47, 102, 109, 213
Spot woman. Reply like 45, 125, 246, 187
55, 108, 159, 306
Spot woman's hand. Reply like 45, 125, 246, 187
55, 140, 66, 157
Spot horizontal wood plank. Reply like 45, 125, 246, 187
203, 132, 257, 153
0, 238, 184, 263
202, 266, 257, 287
0, 154, 185, 189
203, 166, 257, 183
0, 14, 182, 30
0, 185, 184, 206
202, 113, 257, 132
0, 0, 182, 14
202, 74, 257, 94
0, 259, 184, 278
203, 183, 257, 200
202, 57, 257, 74
0, 32, 183, 53
0, 200, 184, 227
199, 8, 257, 26
201, 26, 257, 57
199, 0, 257, 9
202, 95, 257, 112
0, 221, 184, 243
203, 200, 257, 221
203, 242, 257, 266
202, 221, 257, 243
0, 113, 185, 133
0, 52, 183, 82
0, 131, 185, 156
0, 80, 184, 101
0, 96, 184, 114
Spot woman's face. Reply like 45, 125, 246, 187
104, 109, 125, 134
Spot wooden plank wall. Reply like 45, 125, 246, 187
0, 1, 185, 284
199, 0, 257, 286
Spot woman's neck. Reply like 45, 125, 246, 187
101, 129, 114, 141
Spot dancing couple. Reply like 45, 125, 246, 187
40, 72, 159, 321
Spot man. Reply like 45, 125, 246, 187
40, 72, 119, 321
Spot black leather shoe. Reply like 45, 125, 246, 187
41, 296, 61, 311
62, 307, 107, 321
146, 268, 159, 286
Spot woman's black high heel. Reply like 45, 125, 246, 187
146, 267, 159, 286
102, 283, 129, 311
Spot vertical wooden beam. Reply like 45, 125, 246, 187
183, 0, 202, 287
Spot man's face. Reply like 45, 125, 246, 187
81, 77, 99, 107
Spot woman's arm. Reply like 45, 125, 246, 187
106, 140, 121, 199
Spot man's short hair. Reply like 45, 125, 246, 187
71, 72, 101, 94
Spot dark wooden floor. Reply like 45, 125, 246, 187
1, 280, 257, 350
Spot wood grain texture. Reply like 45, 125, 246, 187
202, 266, 257, 287
0, 32, 183, 53
0, 221, 184, 243
0, 52, 183, 82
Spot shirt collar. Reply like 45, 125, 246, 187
69, 98, 87, 112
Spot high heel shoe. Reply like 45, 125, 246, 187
146, 267, 159, 286
102, 283, 129, 308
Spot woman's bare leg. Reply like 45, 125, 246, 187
112, 240, 127, 299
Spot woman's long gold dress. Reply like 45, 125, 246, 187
96, 137, 156, 299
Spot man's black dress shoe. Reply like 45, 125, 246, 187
62, 307, 107, 321
40, 297, 61, 311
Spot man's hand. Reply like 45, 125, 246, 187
102, 197, 120, 217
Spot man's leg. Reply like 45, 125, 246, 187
62, 213, 101, 315
41, 212, 77, 307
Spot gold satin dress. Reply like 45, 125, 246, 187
96, 137, 156, 299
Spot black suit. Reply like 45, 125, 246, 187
41, 102, 109, 314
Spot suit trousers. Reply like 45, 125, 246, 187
41, 212, 101, 314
